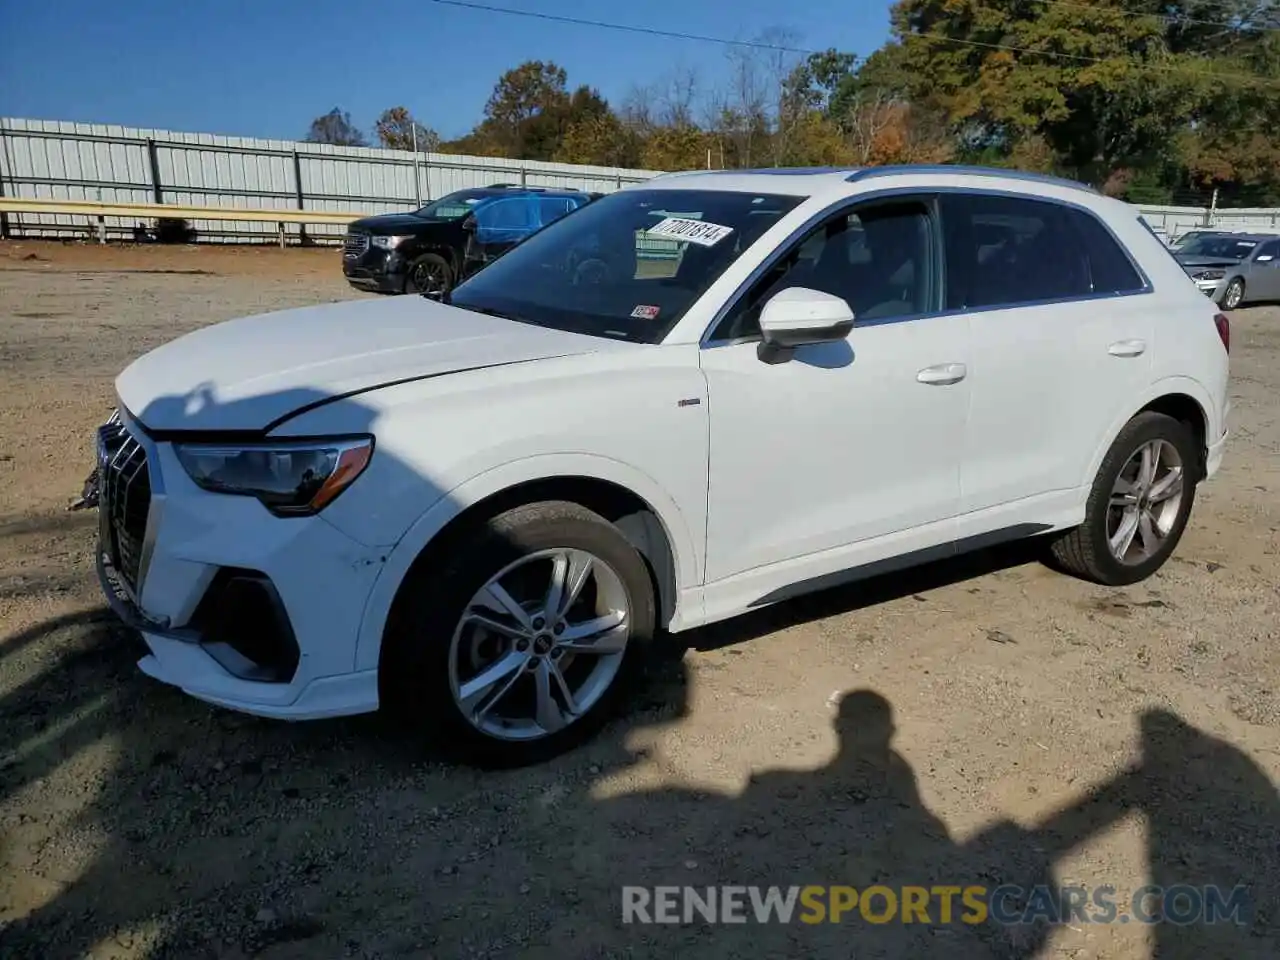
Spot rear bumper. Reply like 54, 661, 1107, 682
1205, 419, 1228, 480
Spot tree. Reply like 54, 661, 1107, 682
477, 60, 572, 159
305, 108, 367, 146
374, 107, 441, 152
554, 110, 642, 168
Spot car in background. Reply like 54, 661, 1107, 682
1175, 232, 1280, 309
1166, 228, 1224, 251
342, 185, 595, 297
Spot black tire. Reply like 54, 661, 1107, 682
404, 252, 453, 298
379, 500, 657, 768
1047, 412, 1198, 586
1220, 277, 1245, 311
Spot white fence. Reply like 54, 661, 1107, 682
2, 117, 1277, 245
1139, 204, 1280, 243
0, 117, 662, 244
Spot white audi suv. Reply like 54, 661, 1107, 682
86, 165, 1230, 765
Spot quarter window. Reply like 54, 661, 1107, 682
713, 200, 934, 341
939, 194, 1143, 311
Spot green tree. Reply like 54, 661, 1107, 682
305, 108, 367, 146
374, 107, 441, 152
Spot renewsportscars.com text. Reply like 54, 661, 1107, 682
621, 884, 1252, 926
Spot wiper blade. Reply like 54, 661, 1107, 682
459, 303, 518, 322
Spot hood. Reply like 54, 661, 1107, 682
116, 296, 626, 433
1175, 254, 1240, 270
347, 212, 447, 234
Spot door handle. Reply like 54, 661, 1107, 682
916, 362, 967, 385
1108, 339, 1147, 358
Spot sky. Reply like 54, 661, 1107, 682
0, 0, 892, 142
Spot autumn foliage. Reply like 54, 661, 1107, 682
309, 1, 1280, 205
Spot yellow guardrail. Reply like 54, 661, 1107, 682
0, 197, 371, 245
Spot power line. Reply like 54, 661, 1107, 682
426, 0, 1280, 89
423, 0, 814, 53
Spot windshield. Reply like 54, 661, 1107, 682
447, 188, 805, 343
1179, 235, 1258, 260
414, 189, 496, 220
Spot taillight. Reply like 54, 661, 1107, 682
1213, 312, 1230, 354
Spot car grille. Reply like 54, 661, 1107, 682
343, 232, 369, 258
98, 413, 151, 593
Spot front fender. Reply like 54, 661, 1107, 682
351, 452, 701, 673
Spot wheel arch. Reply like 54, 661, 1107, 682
402, 243, 459, 286
1085, 382, 1213, 492
353, 458, 697, 675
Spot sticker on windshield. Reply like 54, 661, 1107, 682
645, 217, 734, 247
630, 304, 661, 320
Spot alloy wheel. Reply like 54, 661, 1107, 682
412, 260, 448, 297
447, 548, 631, 740
1107, 439, 1185, 565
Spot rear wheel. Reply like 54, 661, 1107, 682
380, 501, 657, 767
404, 252, 452, 298
1220, 278, 1245, 310
1048, 412, 1198, 586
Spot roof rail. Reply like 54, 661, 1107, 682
845, 164, 1098, 194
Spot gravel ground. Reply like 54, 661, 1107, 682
1, 240, 1278, 960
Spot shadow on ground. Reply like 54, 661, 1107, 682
3, 558, 1277, 958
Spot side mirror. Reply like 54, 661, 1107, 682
462, 214, 477, 233
757, 287, 855, 363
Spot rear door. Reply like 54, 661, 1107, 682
471, 195, 539, 262
940, 192, 1156, 528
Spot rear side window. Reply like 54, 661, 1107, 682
537, 197, 576, 223
939, 194, 1143, 310
1066, 209, 1146, 294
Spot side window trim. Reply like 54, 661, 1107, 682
700, 186, 1153, 348
703, 192, 943, 345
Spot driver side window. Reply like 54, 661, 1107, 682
710, 199, 934, 342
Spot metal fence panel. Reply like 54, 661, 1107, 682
0, 116, 663, 242
4, 117, 1279, 245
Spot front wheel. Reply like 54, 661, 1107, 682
1220, 278, 1245, 310
380, 501, 657, 767
404, 252, 453, 298
1047, 412, 1198, 586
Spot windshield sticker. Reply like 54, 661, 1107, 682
630, 304, 661, 320
645, 217, 734, 247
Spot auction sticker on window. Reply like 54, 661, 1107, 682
645, 217, 735, 247
630, 304, 661, 320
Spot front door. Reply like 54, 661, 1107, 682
700, 197, 969, 605
1249, 239, 1280, 301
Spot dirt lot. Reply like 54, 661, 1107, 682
1, 240, 1278, 960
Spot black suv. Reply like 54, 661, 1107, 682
342, 185, 596, 296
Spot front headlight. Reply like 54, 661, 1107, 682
174, 437, 373, 516
371, 235, 411, 250
1193, 269, 1226, 281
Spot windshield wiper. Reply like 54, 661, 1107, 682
456, 303, 521, 322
